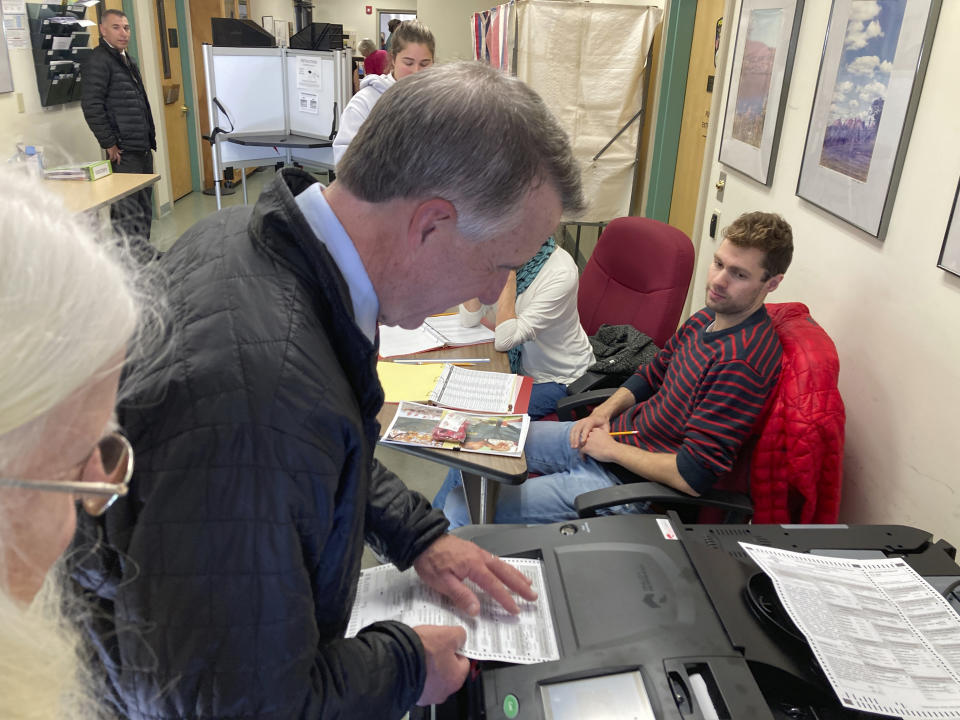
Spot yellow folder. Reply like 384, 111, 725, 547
376, 361, 446, 403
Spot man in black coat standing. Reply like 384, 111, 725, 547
81, 8, 157, 261
72, 63, 585, 719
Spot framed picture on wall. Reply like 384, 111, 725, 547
938, 180, 960, 278
796, 0, 942, 240
718, 0, 804, 186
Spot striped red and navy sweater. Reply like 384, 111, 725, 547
612, 306, 782, 493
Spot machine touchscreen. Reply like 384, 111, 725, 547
540, 671, 655, 720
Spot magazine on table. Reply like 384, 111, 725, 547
378, 314, 495, 358
381, 401, 530, 458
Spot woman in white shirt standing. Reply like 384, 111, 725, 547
460, 236, 594, 419
332, 20, 435, 165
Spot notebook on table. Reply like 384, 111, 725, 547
379, 314, 495, 358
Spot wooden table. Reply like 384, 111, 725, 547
44, 172, 161, 214
376, 342, 528, 524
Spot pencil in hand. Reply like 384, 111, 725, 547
608, 430, 640, 437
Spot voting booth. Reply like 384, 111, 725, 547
201, 43, 351, 207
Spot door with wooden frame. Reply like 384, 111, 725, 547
154, 0, 192, 200
668, 0, 725, 239
189, 0, 240, 190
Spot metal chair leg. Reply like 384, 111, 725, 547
462, 472, 501, 524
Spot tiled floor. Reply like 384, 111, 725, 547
151, 168, 278, 252
151, 172, 451, 570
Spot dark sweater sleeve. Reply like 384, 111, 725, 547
81, 51, 117, 149
365, 458, 450, 570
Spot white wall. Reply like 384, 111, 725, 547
693, 0, 960, 544
417, 0, 486, 63
249, 0, 391, 52
250, 0, 295, 39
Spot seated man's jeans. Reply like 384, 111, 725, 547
527, 381, 568, 420
438, 421, 636, 527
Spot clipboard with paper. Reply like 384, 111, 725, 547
429, 364, 531, 415
377, 363, 532, 414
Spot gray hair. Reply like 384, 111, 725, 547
0, 563, 107, 719
0, 167, 156, 718
337, 61, 584, 239
356, 38, 376, 57
0, 168, 159, 468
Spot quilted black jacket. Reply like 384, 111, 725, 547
72, 169, 449, 719
81, 39, 156, 152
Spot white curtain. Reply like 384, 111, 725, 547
515, 1, 661, 221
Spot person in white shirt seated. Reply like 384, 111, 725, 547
332, 20, 435, 165
460, 236, 594, 419
432, 236, 593, 513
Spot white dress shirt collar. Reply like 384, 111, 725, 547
294, 182, 379, 343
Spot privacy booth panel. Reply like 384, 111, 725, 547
516, 1, 661, 222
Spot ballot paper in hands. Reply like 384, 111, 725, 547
347, 557, 559, 664
740, 542, 960, 719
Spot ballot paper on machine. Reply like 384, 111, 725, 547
741, 543, 960, 720
346, 558, 560, 665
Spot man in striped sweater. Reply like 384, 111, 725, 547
442, 211, 793, 525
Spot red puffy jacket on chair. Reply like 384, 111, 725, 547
748, 302, 845, 523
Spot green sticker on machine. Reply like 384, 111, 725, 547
503, 693, 519, 718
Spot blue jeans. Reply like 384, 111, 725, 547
527, 381, 568, 420
438, 421, 632, 527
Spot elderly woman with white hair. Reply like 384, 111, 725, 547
0, 168, 152, 719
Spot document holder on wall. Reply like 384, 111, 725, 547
26, 2, 90, 107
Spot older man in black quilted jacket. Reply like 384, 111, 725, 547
72, 63, 585, 719
81, 8, 157, 260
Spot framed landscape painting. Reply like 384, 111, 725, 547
938, 180, 960, 278
719, 0, 804, 185
796, 0, 941, 240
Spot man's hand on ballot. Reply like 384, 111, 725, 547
414, 534, 538, 616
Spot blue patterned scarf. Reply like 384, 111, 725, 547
508, 236, 556, 374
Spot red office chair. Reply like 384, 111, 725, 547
577, 217, 695, 347
553, 217, 695, 404
570, 302, 846, 524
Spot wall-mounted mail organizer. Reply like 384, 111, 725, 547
26, 2, 94, 106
